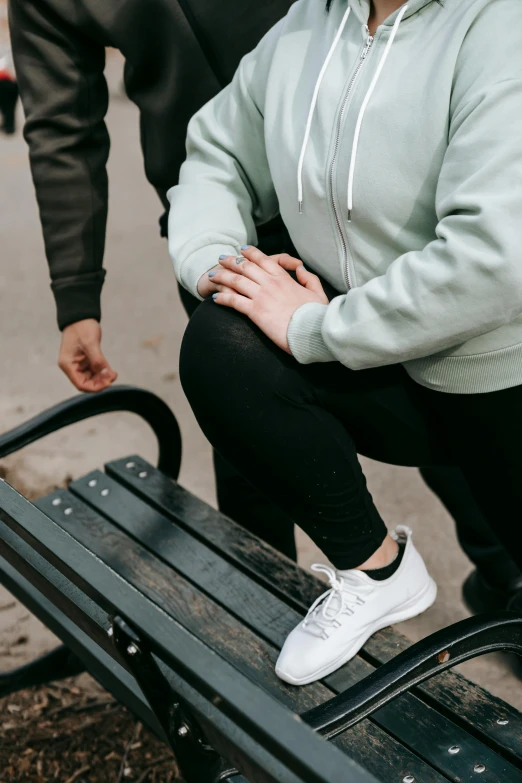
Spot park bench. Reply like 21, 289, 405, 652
0, 385, 521, 783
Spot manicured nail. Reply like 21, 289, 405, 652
240, 245, 250, 251
219, 254, 228, 260
212, 293, 219, 300
208, 271, 216, 278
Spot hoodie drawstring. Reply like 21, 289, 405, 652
298, 3, 408, 221
297, 5, 352, 214
347, 4, 409, 220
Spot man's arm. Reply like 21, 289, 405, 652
9, 0, 110, 331
9, 0, 117, 392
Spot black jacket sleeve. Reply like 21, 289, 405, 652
9, 0, 110, 330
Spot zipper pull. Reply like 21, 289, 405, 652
361, 34, 374, 60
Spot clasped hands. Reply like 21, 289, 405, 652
197, 246, 328, 353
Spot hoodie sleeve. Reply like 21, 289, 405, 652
288, 8, 522, 369
167, 22, 283, 299
8, 0, 110, 331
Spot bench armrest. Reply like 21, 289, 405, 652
0, 385, 182, 480
303, 612, 522, 739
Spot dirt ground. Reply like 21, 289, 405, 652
0, 9, 521, 780
0, 675, 178, 782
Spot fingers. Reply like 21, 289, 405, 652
66, 356, 118, 393
73, 369, 114, 393
59, 360, 84, 391
212, 290, 252, 315
274, 254, 304, 272
296, 265, 328, 299
84, 340, 111, 375
81, 341, 117, 390
237, 245, 280, 274
59, 322, 118, 393
197, 265, 220, 298
209, 266, 260, 298
220, 247, 306, 281
60, 356, 112, 393
217, 253, 268, 284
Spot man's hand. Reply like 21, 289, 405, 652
59, 319, 118, 392
207, 247, 329, 354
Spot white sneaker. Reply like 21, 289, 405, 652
275, 526, 437, 685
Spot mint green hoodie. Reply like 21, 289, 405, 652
168, 0, 522, 394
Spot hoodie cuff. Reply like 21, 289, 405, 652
287, 302, 336, 364
52, 272, 106, 331
179, 244, 239, 300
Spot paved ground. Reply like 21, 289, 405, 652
0, 47, 520, 710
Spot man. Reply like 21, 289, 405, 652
9, 0, 521, 614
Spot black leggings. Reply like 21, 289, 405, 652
180, 299, 522, 571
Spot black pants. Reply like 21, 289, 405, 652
177, 217, 301, 560
0, 80, 18, 135
180, 290, 522, 572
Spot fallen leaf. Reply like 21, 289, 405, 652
141, 335, 164, 352
12, 634, 29, 647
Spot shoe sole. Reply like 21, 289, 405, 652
276, 577, 438, 686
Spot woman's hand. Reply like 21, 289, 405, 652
197, 264, 221, 298
207, 246, 329, 353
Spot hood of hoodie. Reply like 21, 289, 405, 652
348, 0, 438, 24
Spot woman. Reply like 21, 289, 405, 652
168, 0, 522, 686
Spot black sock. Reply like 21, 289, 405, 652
363, 542, 406, 581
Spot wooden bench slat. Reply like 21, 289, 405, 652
70, 471, 299, 645
38, 488, 450, 783
0, 524, 279, 783
105, 457, 319, 609
60, 477, 522, 782
106, 457, 522, 765
0, 518, 114, 654
0, 546, 167, 740
66, 473, 522, 782
2, 484, 373, 783
362, 631, 522, 762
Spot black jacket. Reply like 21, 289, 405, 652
9, 0, 293, 329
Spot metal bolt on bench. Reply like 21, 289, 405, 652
0, 386, 521, 783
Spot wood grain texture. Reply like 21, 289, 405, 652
363, 629, 522, 765
63, 472, 522, 781
106, 457, 319, 609
3, 487, 362, 783
38, 488, 449, 783
106, 457, 522, 766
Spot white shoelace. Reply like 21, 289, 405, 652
302, 564, 374, 640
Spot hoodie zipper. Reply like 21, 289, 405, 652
329, 29, 374, 290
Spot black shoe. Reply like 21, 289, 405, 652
464, 573, 522, 680
462, 569, 522, 615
